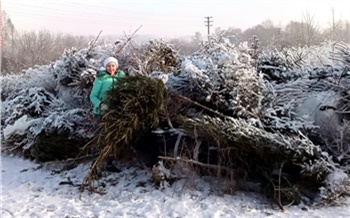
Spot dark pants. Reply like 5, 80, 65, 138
92, 114, 102, 135
91, 115, 101, 157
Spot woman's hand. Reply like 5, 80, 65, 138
100, 103, 108, 111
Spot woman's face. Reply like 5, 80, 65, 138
106, 62, 117, 75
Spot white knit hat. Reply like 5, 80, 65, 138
103, 57, 119, 68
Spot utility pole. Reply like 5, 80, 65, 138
204, 16, 213, 37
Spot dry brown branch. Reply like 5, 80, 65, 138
157, 155, 238, 195
42, 154, 94, 173
80, 144, 114, 194
115, 25, 143, 54
158, 156, 234, 176
87, 30, 102, 55
275, 162, 286, 211
315, 179, 350, 208
174, 94, 226, 118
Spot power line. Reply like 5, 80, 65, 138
3, 2, 214, 36
5, 2, 203, 24
65, 2, 202, 19
8, 10, 201, 27
7, 7, 201, 24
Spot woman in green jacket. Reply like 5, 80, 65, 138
89, 57, 125, 172
90, 57, 126, 115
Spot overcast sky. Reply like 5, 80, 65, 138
3, 0, 350, 38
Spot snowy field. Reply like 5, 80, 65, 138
1, 155, 350, 218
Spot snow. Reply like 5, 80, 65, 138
3, 115, 34, 140
1, 155, 350, 218
326, 169, 349, 188
297, 91, 341, 126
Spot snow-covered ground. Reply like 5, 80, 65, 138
1, 155, 350, 218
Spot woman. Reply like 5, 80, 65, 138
90, 57, 126, 115
89, 57, 125, 172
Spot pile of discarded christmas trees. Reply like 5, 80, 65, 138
79, 39, 350, 209
2, 37, 350, 210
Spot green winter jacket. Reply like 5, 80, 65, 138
90, 70, 126, 115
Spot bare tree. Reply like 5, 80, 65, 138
322, 9, 350, 43
2, 29, 91, 74
1, 11, 93, 75
2, 11, 17, 73
302, 11, 321, 46
329, 8, 343, 42
168, 38, 200, 55
224, 27, 243, 45
344, 21, 350, 43
2, 12, 15, 45
242, 20, 280, 47
192, 32, 203, 44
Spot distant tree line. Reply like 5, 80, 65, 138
2, 10, 350, 74
1, 11, 91, 75
212, 16, 350, 49
171, 12, 350, 55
